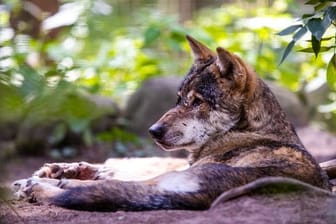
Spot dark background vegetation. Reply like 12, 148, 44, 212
0, 0, 335, 163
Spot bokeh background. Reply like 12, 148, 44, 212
0, 0, 335, 163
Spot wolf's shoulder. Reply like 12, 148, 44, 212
207, 142, 315, 168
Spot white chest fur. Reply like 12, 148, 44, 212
157, 172, 199, 193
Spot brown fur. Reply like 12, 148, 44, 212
13, 36, 330, 211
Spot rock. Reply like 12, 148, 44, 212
266, 81, 308, 127
124, 76, 183, 136
88, 94, 120, 133
0, 141, 16, 160
0, 121, 19, 141
15, 121, 54, 155
297, 126, 336, 162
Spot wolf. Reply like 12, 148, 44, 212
13, 35, 330, 211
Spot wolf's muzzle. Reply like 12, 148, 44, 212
148, 123, 166, 140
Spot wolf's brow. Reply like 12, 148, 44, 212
179, 57, 215, 93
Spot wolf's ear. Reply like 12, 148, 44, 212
186, 35, 215, 62
216, 47, 243, 77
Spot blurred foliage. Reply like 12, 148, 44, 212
278, 0, 336, 89
277, 0, 336, 130
0, 0, 336, 157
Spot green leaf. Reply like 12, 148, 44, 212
305, 36, 335, 42
171, 25, 188, 36
305, 0, 320, 5
279, 40, 295, 65
144, 26, 161, 46
45, 69, 64, 77
311, 35, 321, 57
302, 13, 315, 19
293, 26, 307, 41
307, 18, 328, 40
322, 9, 332, 29
298, 46, 333, 53
314, 2, 329, 11
166, 38, 181, 51
19, 65, 44, 97
277, 25, 302, 36
327, 54, 336, 90
326, 6, 336, 20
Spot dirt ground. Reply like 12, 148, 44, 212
1, 126, 336, 224
1, 188, 336, 224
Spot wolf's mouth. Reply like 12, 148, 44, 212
154, 140, 195, 151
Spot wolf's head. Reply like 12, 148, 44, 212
149, 35, 258, 151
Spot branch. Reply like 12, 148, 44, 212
319, 159, 336, 179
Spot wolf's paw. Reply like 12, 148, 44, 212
12, 178, 33, 199
12, 177, 63, 203
33, 162, 96, 180
33, 163, 81, 179
12, 177, 43, 201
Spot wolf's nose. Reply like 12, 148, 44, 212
148, 124, 166, 139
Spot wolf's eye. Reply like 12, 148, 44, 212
192, 97, 203, 106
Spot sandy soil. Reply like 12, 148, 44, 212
1, 126, 336, 224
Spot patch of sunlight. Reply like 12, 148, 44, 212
305, 70, 326, 93
42, 2, 85, 31
10, 73, 24, 87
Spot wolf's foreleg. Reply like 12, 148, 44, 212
22, 163, 273, 211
